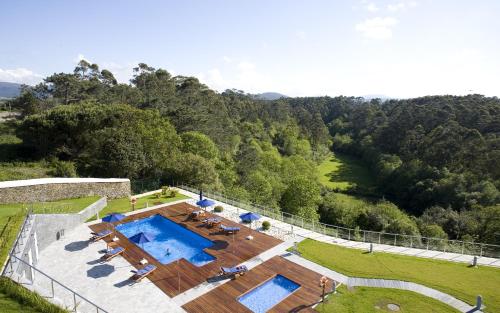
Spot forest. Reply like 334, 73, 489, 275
3, 60, 500, 245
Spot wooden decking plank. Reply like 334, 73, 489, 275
89, 202, 282, 297
183, 256, 335, 313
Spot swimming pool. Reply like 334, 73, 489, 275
115, 214, 215, 267
238, 275, 300, 313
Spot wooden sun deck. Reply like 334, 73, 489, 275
88, 202, 282, 297
183, 255, 334, 313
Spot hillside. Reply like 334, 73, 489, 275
253, 92, 288, 100
3, 61, 500, 246
0, 82, 22, 98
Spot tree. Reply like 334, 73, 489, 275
172, 153, 220, 190
181, 131, 219, 160
280, 176, 321, 220
243, 171, 273, 206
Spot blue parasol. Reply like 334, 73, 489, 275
196, 198, 215, 208
239, 212, 261, 222
102, 213, 126, 223
129, 232, 154, 249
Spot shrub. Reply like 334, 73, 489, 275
214, 205, 223, 213
154, 192, 162, 199
50, 160, 77, 177
169, 189, 178, 198
161, 186, 170, 195
262, 220, 271, 230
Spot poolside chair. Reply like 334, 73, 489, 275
131, 264, 157, 282
101, 246, 125, 261
203, 217, 222, 228
220, 225, 240, 234
219, 265, 248, 278
90, 229, 112, 243
191, 210, 206, 221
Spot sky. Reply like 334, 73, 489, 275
0, 0, 499, 98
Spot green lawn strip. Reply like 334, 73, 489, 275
0, 277, 68, 313
317, 153, 376, 190
0, 162, 53, 182
0, 213, 25, 266
315, 285, 459, 313
0, 196, 101, 215
298, 239, 500, 313
86, 193, 189, 222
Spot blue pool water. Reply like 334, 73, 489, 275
238, 275, 300, 313
115, 214, 215, 267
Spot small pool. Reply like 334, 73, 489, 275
238, 275, 300, 313
115, 214, 215, 267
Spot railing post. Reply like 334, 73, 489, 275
363, 231, 366, 242
73, 293, 77, 312
51, 279, 55, 298
378, 233, 381, 244
410, 236, 413, 248
348, 229, 351, 240
461, 241, 464, 255
480, 244, 483, 257
394, 235, 397, 246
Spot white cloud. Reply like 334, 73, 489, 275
387, 1, 417, 12
74, 53, 90, 63
296, 30, 307, 40
0, 68, 43, 85
198, 60, 274, 94
355, 17, 398, 39
364, 2, 379, 12
222, 56, 232, 63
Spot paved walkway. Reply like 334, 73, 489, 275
177, 188, 500, 268
282, 253, 481, 313
33, 223, 186, 313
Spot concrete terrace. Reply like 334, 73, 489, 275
15, 191, 494, 313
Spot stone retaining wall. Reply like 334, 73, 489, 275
0, 178, 130, 204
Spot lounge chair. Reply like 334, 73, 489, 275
191, 210, 206, 221
220, 265, 248, 278
101, 246, 125, 261
203, 217, 222, 228
220, 225, 240, 234
131, 264, 157, 282
90, 229, 112, 242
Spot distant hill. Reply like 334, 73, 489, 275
0, 82, 22, 98
253, 92, 288, 101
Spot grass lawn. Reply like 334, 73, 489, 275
0, 277, 68, 313
86, 193, 189, 222
317, 153, 376, 191
315, 286, 459, 313
0, 292, 43, 313
0, 162, 53, 182
298, 239, 500, 313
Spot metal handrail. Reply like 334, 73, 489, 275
177, 184, 500, 258
7, 254, 108, 313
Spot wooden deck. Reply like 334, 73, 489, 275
88, 202, 282, 297
183, 256, 334, 313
